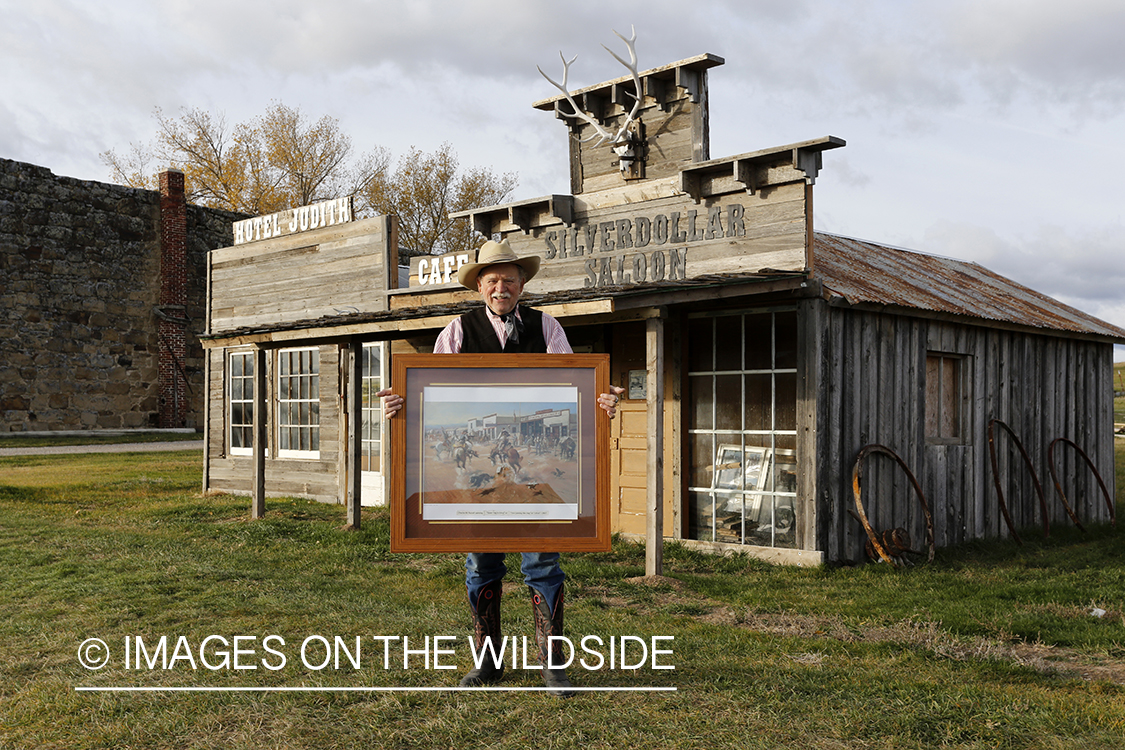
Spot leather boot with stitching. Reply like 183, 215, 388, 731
459, 580, 505, 686
530, 586, 575, 698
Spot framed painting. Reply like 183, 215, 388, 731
390, 353, 611, 552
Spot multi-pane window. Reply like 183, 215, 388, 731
687, 309, 798, 548
228, 351, 255, 456
360, 343, 383, 472
926, 352, 966, 443
277, 348, 319, 457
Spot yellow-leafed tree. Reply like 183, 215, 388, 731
102, 104, 515, 260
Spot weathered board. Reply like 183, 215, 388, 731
209, 216, 395, 334
804, 299, 1115, 562
409, 180, 810, 301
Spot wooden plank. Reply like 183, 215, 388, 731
668, 314, 684, 540
347, 342, 362, 528
646, 314, 666, 576
209, 219, 393, 334
796, 298, 821, 552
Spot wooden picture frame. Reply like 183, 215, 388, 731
390, 353, 611, 552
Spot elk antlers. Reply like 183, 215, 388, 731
537, 26, 643, 149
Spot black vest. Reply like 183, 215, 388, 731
460, 306, 547, 354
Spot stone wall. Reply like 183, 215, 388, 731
0, 158, 240, 432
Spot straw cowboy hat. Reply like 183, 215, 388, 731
456, 239, 540, 290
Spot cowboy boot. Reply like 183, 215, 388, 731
530, 586, 575, 698
460, 580, 505, 686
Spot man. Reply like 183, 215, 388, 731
378, 239, 623, 698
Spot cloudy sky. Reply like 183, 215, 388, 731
4, 0, 1125, 350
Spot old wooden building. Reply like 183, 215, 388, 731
201, 51, 1122, 565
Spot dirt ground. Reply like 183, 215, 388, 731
421, 444, 580, 503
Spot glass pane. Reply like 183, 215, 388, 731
687, 491, 715, 541
231, 354, 243, 377
713, 315, 741, 372
231, 403, 244, 426
689, 375, 713, 430
775, 373, 797, 431
310, 351, 319, 375
310, 428, 319, 452
689, 432, 714, 488
713, 442, 745, 491
773, 451, 798, 494
775, 311, 798, 369
714, 491, 743, 544
744, 313, 773, 370
772, 496, 798, 548
714, 375, 741, 431
744, 374, 771, 431
687, 318, 713, 372
231, 378, 243, 402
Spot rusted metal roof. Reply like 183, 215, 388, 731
812, 233, 1125, 342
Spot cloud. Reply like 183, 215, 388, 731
920, 219, 1125, 329
937, 0, 1125, 114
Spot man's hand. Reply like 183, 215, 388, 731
375, 388, 403, 419
597, 385, 626, 419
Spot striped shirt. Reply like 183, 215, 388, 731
433, 305, 572, 354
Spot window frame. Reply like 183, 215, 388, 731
925, 351, 969, 445
360, 342, 385, 474
276, 346, 321, 459
227, 349, 255, 457
686, 307, 799, 549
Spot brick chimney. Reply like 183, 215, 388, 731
157, 169, 188, 428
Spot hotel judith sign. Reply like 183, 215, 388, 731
233, 196, 354, 245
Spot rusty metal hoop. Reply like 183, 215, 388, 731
986, 418, 1050, 543
1046, 437, 1116, 531
851, 444, 935, 566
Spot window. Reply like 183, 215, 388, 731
277, 348, 320, 457
360, 343, 383, 472
228, 350, 254, 456
687, 309, 799, 548
926, 352, 966, 443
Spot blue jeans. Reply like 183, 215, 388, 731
465, 552, 564, 614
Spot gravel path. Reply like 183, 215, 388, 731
0, 441, 203, 457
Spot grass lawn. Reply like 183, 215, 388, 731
0, 432, 203, 450
1, 448, 1123, 749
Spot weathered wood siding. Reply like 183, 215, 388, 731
204, 344, 346, 503
209, 216, 395, 334
806, 299, 1115, 562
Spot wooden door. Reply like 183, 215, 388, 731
609, 320, 675, 538
611, 398, 649, 535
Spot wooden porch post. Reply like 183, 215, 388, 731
646, 311, 666, 576
251, 345, 267, 519
346, 341, 363, 529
